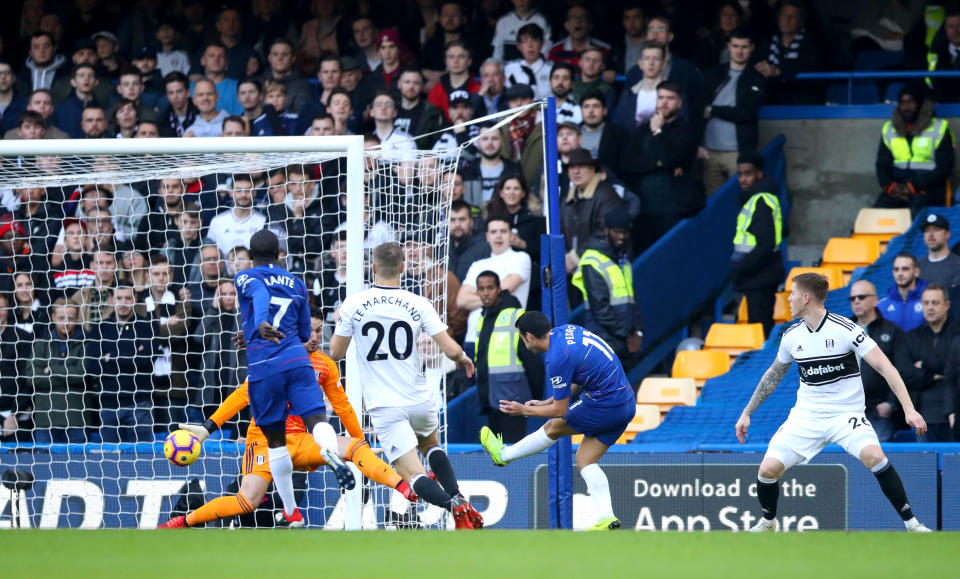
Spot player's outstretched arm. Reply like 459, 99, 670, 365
863, 347, 928, 436
501, 396, 569, 418
431, 330, 474, 378
736, 360, 790, 443
177, 382, 252, 443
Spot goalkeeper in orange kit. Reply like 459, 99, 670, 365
159, 309, 416, 529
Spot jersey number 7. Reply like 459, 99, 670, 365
270, 296, 292, 326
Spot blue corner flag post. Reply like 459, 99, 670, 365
540, 97, 573, 529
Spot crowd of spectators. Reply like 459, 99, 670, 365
0, 0, 959, 445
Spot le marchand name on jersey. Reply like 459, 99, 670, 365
352, 293, 422, 323
796, 351, 860, 386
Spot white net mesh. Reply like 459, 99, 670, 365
0, 139, 458, 529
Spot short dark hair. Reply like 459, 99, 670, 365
550, 61, 577, 79
515, 311, 552, 338
222, 115, 248, 132
894, 251, 919, 268
656, 80, 683, 97
149, 253, 170, 267
517, 23, 544, 43
268, 37, 295, 53
249, 229, 280, 262
18, 110, 44, 127
72, 63, 97, 78
486, 215, 511, 231
580, 89, 606, 107
363, 132, 381, 145
792, 273, 829, 303
329, 86, 352, 101
231, 173, 255, 187
476, 270, 501, 286
923, 283, 949, 302
399, 66, 424, 79
238, 77, 262, 92
450, 199, 472, 217
729, 26, 753, 42
736, 150, 764, 170
118, 65, 141, 80
164, 71, 189, 90
310, 305, 324, 320
30, 31, 55, 46
445, 39, 472, 56
640, 40, 666, 58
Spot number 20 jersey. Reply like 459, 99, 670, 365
777, 312, 878, 413
334, 285, 447, 410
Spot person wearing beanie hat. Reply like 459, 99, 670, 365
874, 80, 955, 214
570, 207, 643, 370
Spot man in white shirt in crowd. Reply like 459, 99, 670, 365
207, 173, 267, 256
371, 91, 416, 164
458, 216, 532, 346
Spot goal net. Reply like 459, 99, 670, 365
0, 135, 460, 530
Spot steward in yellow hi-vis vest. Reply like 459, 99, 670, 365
731, 151, 785, 337
474, 271, 544, 442
571, 211, 644, 370
875, 82, 956, 214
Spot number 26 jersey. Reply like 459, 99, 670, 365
334, 285, 447, 409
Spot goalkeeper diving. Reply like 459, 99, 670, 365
158, 308, 416, 529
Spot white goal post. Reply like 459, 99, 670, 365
0, 134, 457, 530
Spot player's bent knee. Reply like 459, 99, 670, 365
239, 475, 270, 505
543, 419, 571, 439
758, 457, 786, 479
859, 444, 885, 469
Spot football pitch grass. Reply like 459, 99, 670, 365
4, 529, 955, 578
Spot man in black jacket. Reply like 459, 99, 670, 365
730, 152, 784, 337
699, 28, 767, 195
85, 282, 155, 443
474, 271, 544, 442
620, 80, 703, 255
449, 200, 490, 283
850, 280, 910, 442
580, 89, 628, 179
901, 284, 959, 442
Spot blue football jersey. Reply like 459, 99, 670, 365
545, 324, 633, 406
235, 264, 312, 381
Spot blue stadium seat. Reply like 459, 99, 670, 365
853, 50, 904, 71
884, 82, 904, 104
826, 82, 880, 105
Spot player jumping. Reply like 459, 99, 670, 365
159, 309, 416, 529
234, 229, 354, 527
329, 242, 483, 530
480, 312, 636, 531
736, 272, 932, 532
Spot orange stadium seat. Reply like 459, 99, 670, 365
671, 350, 731, 386
851, 208, 912, 253
703, 323, 765, 358
820, 237, 880, 283
636, 378, 697, 413
784, 266, 845, 293
614, 404, 662, 444
773, 292, 792, 323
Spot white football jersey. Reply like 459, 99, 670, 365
777, 312, 878, 413
334, 285, 447, 410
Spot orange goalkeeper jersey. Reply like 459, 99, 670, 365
209, 350, 363, 443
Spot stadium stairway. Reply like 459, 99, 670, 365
631, 206, 960, 449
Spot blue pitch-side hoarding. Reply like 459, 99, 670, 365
0, 448, 944, 530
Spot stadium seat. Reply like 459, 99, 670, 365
773, 292, 792, 323
671, 350, 731, 386
636, 377, 697, 413
615, 404, 661, 444
820, 237, 881, 283
852, 208, 912, 253
883, 82, 903, 104
703, 323, 765, 358
825, 82, 879, 105
784, 266, 845, 293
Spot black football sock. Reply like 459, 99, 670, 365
757, 477, 780, 521
873, 461, 914, 521
411, 473, 453, 509
426, 446, 460, 497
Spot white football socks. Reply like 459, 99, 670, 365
267, 446, 297, 515
580, 463, 614, 519
312, 421, 340, 460
500, 426, 556, 463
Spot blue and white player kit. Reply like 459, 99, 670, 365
546, 324, 637, 444
235, 263, 318, 430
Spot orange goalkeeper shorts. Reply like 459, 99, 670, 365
242, 434, 326, 482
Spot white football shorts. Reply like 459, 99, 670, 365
766, 407, 880, 469
367, 399, 439, 463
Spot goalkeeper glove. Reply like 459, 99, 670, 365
177, 419, 218, 443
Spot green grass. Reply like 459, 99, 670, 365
4, 529, 955, 578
